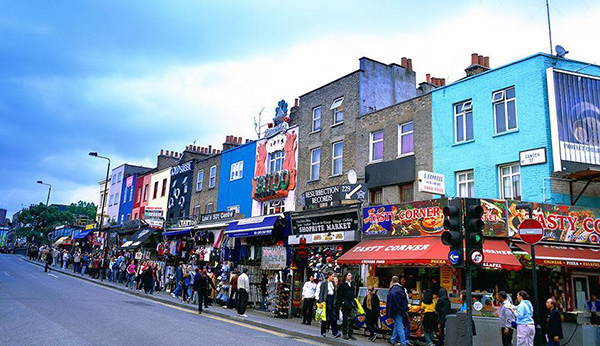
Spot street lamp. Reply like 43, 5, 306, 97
37, 180, 51, 206
89, 152, 111, 250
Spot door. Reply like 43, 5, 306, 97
573, 275, 589, 311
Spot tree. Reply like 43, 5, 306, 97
67, 200, 97, 225
17, 204, 75, 244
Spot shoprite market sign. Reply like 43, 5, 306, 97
292, 211, 359, 235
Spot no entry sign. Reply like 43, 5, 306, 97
518, 219, 544, 244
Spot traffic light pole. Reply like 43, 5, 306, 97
465, 266, 473, 346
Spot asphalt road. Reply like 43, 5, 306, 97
0, 255, 322, 346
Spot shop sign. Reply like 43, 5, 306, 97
144, 207, 163, 220
303, 185, 340, 206
85, 224, 96, 230
311, 232, 345, 243
121, 219, 144, 231
440, 266, 453, 292
363, 199, 447, 238
417, 170, 446, 195
200, 210, 235, 223
292, 211, 358, 235
253, 170, 291, 199
519, 147, 547, 166
261, 246, 287, 270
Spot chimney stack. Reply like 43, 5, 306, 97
406, 58, 413, 71
160, 149, 164, 155
401, 57, 408, 68
465, 52, 490, 77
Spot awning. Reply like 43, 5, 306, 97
194, 222, 229, 230
54, 236, 69, 246
516, 243, 600, 268
225, 215, 279, 238
74, 230, 92, 239
338, 237, 522, 270
120, 228, 156, 250
162, 227, 192, 237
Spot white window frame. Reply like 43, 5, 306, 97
370, 130, 384, 162
398, 121, 414, 157
312, 106, 321, 132
456, 170, 475, 198
331, 97, 344, 125
194, 205, 201, 216
209, 166, 216, 188
227, 205, 240, 213
262, 199, 285, 215
117, 172, 122, 183
205, 202, 215, 213
310, 148, 320, 181
332, 141, 343, 176
493, 86, 518, 134
230, 161, 243, 181
454, 100, 473, 143
196, 171, 204, 191
109, 194, 114, 206
499, 163, 521, 199
268, 150, 285, 173
143, 184, 149, 202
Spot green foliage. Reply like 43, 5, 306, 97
17, 203, 75, 244
67, 200, 97, 224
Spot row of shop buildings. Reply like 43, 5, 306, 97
76, 51, 600, 320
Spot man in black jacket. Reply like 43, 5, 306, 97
317, 272, 340, 338
337, 272, 356, 340
193, 269, 216, 314
545, 297, 563, 346
387, 276, 408, 346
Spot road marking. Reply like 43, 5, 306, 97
3, 271, 8, 276
47, 273, 58, 278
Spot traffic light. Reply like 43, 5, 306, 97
465, 198, 485, 267
441, 200, 463, 267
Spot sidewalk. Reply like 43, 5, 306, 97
22, 257, 404, 346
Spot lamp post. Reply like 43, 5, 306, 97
89, 152, 110, 251
37, 180, 51, 206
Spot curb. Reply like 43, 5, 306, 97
21, 257, 364, 346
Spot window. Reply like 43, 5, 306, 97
230, 161, 243, 181
153, 181, 158, 199
399, 183, 414, 202
129, 186, 133, 202
312, 106, 321, 132
499, 163, 521, 199
456, 170, 474, 198
332, 141, 343, 176
112, 174, 116, 184
310, 148, 320, 181
369, 188, 383, 205
227, 205, 240, 213
109, 194, 114, 206
117, 172, 122, 182
209, 166, 217, 188
182, 176, 188, 194
136, 186, 142, 203
398, 122, 414, 156
268, 150, 285, 173
205, 203, 215, 213
331, 97, 344, 125
194, 205, 201, 216
134, 213, 138, 220
120, 214, 125, 224
161, 179, 167, 197
454, 101, 473, 143
493, 87, 517, 134
370, 130, 384, 162
263, 199, 285, 215
126, 213, 131, 221
143, 184, 149, 202
197, 171, 204, 191
122, 191, 127, 203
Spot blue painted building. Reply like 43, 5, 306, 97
432, 53, 600, 208
217, 140, 257, 217
118, 173, 137, 223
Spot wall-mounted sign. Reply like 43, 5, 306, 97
168, 160, 194, 219
261, 246, 287, 270
417, 170, 446, 195
519, 147, 547, 166
144, 207, 164, 230
303, 186, 340, 206
200, 210, 235, 223
292, 211, 359, 235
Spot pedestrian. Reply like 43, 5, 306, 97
301, 275, 317, 324
508, 290, 535, 346
100, 255, 109, 281
587, 293, 600, 324
387, 276, 408, 346
181, 269, 191, 303
498, 291, 515, 346
91, 255, 100, 279
237, 268, 250, 317
337, 272, 356, 340
421, 289, 437, 346
193, 269, 216, 314
73, 251, 81, 274
171, 262, 184, 298
150, 263, 158, 295
363, 286, 380, 342
62, 250, 69, 270
545, 297, 563, 346
142, 262, 153, 294
126, 260, 136, 289
316, 272, 340, 338
81, 253, 89, 276
44, 250, 52, 272
435, 288, 451, 346
225, 270, 238, 309
260, 273, 269, 311
400, 277, 413, 345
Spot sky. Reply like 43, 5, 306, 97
1, 0, 599, 217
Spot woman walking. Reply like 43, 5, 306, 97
362, 286, 380, 342
421, 289, 437, 346
435, 288, 451, 346
509, 290, 535, 346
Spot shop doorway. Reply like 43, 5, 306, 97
572, 274, 590, 311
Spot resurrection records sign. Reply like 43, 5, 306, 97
292, 211, 359, 235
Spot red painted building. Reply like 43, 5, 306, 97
132, 171, 153, 220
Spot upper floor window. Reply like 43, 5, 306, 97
227, 205, 240, 213
332, 141, 343, 176
369, 188, 383, 205
123, 190, 127, 203
112, 174, 116, 184
399, 183, 414, 203
182, 176, 188, 194
197, 171, 204, 191
331, 97, 344, 125
230, 161, 243, 181
136, 186, 142, 203
161, 178, 167, 197
143, 184, 149, 202
493, 86, 517, 134
117, 172, 122, 183
269, 150, 284, 173
312, 106, 321, 132
499, 163, 521, 200
263, 199, 284, 215
209, 166, 217, 188
370, 130, 384, 162
205, 203, 215, 213
454, 101, 473, 143
456, 170, 474, 198
194, 205, 201, 216
129, 186, 133, 202
398, 122, 414, 156
153, 181, 158, 199
310, 148, 320, 181
109, 194, 114, 206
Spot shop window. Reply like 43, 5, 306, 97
399, 183, 414, 202
161, 178, 167, 197
143, 184, 149, 202
209, 166, 216, 188
370, 130, 384, 162
398, 122, 414, 156
369, 188, 383, 205
153, 181, 158, 199
454, 100, 473, 143
197, 171, 204, 191
499, 163, 521, 200
332, 141, 343, 176
331, 97, 344, 125
263, 199, 285, 215
310, 148, 320, 181
493, 86, 517, 134
269, 150, 285, 173
312, 106, 321, 132
456, 170, 474, 198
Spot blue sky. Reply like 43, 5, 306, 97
1, 0, 598, 217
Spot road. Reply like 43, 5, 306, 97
0, 255, 321, 346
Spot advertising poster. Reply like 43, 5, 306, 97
363, 199, 448, 238
261, 246, 287, 270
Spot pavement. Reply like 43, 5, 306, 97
6, 255, 404, 346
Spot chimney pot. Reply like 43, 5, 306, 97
227, 135, 232, 142
160, 149, 164, 155
471, 53, 479, 65
166, 150, 170, 156
426, 74, 431, 83
441, 78, 446, 86
483, 56, 490, 68
294, 98, 299, 107
235, 137, 240, 144
246, 139, 250, 144
478, 55, 484, 65
407, 58, 413, 71
208, 145, 212, 153
401, 57, 408, 68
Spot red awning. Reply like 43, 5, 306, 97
516, 243, 600, 268
338, 237, 521, 270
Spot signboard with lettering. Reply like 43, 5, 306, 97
519, 147, 547, 166
168, 160, 194, 220
144, 207, 164, 230
363, 199, 448, 238
200, 210, 235, 223
292, 211, 359, 235
303, 186, 340, 206
417, 171, 446, 195
261, 246, 287, 270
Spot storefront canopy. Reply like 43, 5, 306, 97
162, 227, 192, 237
74, 230, 92, 239
224, 215, 279, 238
120, 228, 156, 250
53, 236, 69, 246
516, 243, 600, 268
338, 237, 521, 270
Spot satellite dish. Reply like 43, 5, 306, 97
347, 169, 357, 184
556, 45, 569, 58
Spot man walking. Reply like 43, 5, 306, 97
301, 275, 317, 325
237, 268, 250, 317
316, 272, 340, 338
226, 270, 239, 309
193, 269, 216, 314
44, 249, 53, 273
387, 276, 408, 346
546, 298, 563, 346
337, 272, 356, 340
73, 251, 81, 274
498, 291, 515, 346
171, 262, 184, 298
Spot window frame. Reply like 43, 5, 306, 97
161, 178, 167, 197
227, 205, 240, 213
454, 100, 474, 143
492, 86, 518, 134
332, 141, 343, 176
136, 186, 143, 204
143, 184, 149, 202
312, 106, 321, 132
194, 205, 201, 216
196, 170, 204, 191
205, 202, 215, 213
370, 130, 384, 162
268, 150, 285, 173
456, 170, 475, 198
331, 97, 344, 125
498, 162, 521, 200
369, 188, 383, 205
398, 121, 414, 157
153, 181, 158, 199
262, 199, 285, 215
230, 161, 244, 181
209, 166, 217, 188
310, 147, 321, 181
